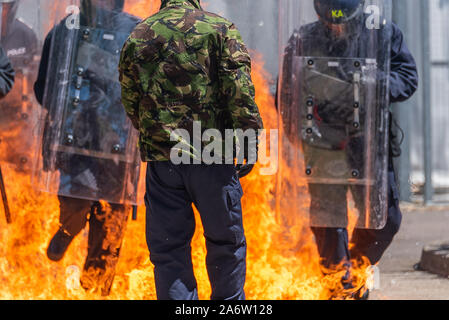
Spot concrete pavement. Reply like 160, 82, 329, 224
370, 203, 449, 300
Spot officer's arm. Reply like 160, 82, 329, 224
119, 40, 141, 131
34, 30, 53, 106
0, 46, 15, 99
219, 24, 263, 132
389, 23, 419, 103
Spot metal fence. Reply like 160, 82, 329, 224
393, 0, 449, 204
428, 0, 449, 199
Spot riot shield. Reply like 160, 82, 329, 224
277, 0, 392, 229
0, 0, 41, 173
34, 1, 142, 205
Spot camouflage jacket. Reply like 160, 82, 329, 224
119, 0, 263, 162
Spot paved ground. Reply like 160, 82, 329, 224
370, 203, 449, 300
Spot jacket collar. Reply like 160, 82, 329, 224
160, 0, 202, 10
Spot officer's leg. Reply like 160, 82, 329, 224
311, 227, 351, 268
309, 184, 350, 268
346, 136, 369, 227
309, 183, 353, 294
59, 196, 92, 236
185, 164, 246, 300
146, 162, 198, 300
350, 169, 402, 265
80, 202, 129, 296
47, 196, 92, 261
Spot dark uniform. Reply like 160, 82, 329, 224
0, 0, 38, 171
0, 45, 14, 98
34, 1, 140, 296
279, 0, 418, 298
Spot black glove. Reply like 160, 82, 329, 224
317, 100, 353, 124
235, 134, 258, 179
236, 164, 254, 178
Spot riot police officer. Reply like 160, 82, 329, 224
279, 0, 418, 299
34, 0, 141, 296
0, 0, 38, 171
0, 0, 37, 64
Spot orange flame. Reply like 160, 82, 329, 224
123, 0, 161, 19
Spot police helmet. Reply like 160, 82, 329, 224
0, 0, 20, 27
314, 0, 364, 24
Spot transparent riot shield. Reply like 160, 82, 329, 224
34, 1, 142, 205
277, 0, 392, 229
0, 0, 41, 173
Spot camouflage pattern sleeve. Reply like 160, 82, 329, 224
219, 24, 264, 132
119, 41, 140, 130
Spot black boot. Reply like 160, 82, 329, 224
354, 286, 370, 300
47, 228, 75, 261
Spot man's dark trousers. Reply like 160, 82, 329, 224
145, 162, 246, 300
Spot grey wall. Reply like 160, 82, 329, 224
202, 0, 279, 85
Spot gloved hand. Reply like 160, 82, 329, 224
236, 163, 254, 178
317, 100, 353, 124
235, 135, 258, 178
